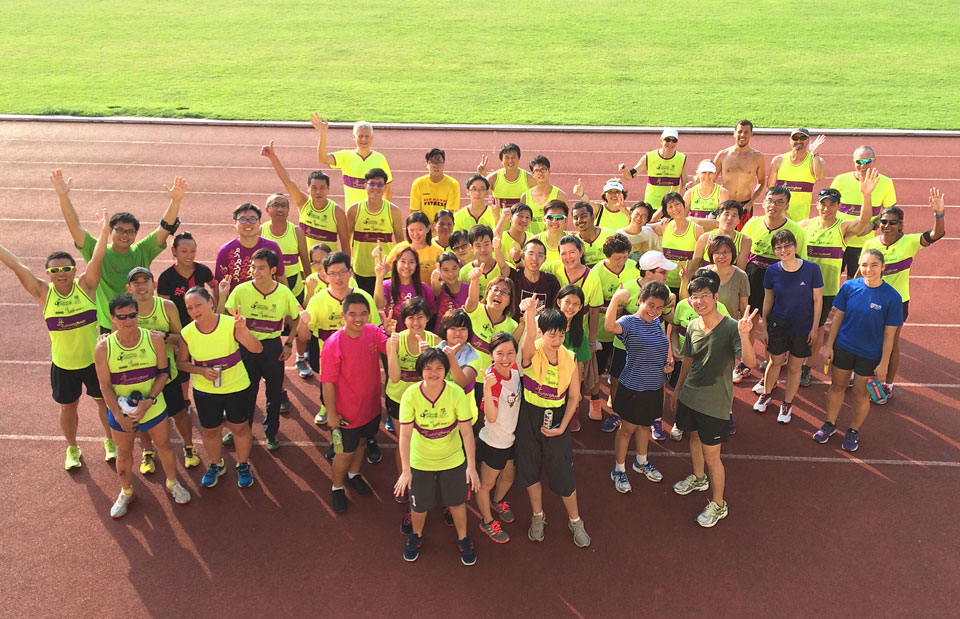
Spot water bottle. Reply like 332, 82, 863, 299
213, 365, 223, 388
332, 428, 344, 454
542, 409, 554, 430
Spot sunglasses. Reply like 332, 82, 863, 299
114, 311, 139, 321
855, 158, 874, 166
818, 189, 841, 199
46, 265, 76, 274
878, 219, 901, 226
545, 214, 566, 221
663, 138, 678, 143
791, 135, 809, 141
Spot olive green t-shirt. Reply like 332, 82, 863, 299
678, 315, 742, 419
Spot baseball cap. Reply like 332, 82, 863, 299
696, 160, 717, 174
791, 127, 810, 138
127, 266, 154, 282
638, 251, 678, 272
602, 178, 624, 194
661, 128, 679, 140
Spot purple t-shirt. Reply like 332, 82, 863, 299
763, 259, 824, 335
320, 324, 388, 427
435, 282, 469, 320
215, 237, 285, 292
382, 280, 436, 323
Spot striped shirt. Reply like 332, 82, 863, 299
615, 315, 670, 392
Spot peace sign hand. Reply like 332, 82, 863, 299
738, 305, 760, 336
477, 155, 489, 176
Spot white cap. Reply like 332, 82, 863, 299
696, 160, 717, 174
602, 178, 624, 194
661, 128, 679, 140
638, 251, 678, 271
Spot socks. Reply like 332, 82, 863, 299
635, 454, 648, 465
614, 462, 625, 472
347, 472, 358, 479
122, 487, 133, 495
166, 479, 177, 489
331, 485, 343, 492
569, 517, 581, 524
296, 353, 304, 362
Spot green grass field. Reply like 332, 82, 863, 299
2, 1, 956, 128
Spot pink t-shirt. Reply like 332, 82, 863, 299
215, 237, 286, 292
434, 282, 469, 320
382, 280, 436, 323
320, 324, 388, 427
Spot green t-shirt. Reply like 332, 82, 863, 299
79, 229, 165, 328
400, 381, 472, 471
563, 325, 591, 362
678, 315, 742, 420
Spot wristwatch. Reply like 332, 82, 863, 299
144, 395, 158, 403
160, 217, 181, 233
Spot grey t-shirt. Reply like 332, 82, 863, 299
678, 315, 742, 419
716, 267, 750, 319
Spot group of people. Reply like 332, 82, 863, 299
2, 117, 946, 567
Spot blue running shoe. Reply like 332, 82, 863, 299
201, 461, 226, 488
841, 428, 860, 452
458, 534, 477, 566
237, 462, 255, 488
813, 422, 836, 444
404, 532, 422, 562
600, 413, 621, 433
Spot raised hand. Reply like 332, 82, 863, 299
739, 305, 759, 337
50, 169, 72, 195
810, 134, 827, 153
618, 163, 629, 179
484, 371, 499, 390
374, 260, 390, 278
413, 333, 430, 354
233, 313, 248, 331
477, 155, 488, 176
218, 275, 232, 297
859, 167, 879, 196
509, 246, 523, 263
492, 236, 502, 253
468, 267, 483, 282
305, 277, 319, 297
573, 178, 585, 199
611, 287, 631, 306
310, 113, 328, 134
260, 139, 276, 159
373, 240, 383, 263
442, 341, 462, 359
96, 208, 110, 235
387, 331, 400, 350
518, 295, 537, 315
929, 187, 945, 214
164, 176, 187, 201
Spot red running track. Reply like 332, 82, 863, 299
1, 121, 959, 618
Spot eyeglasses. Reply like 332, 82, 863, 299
113, 227, 137, 237
663, 138, 678, 144
366, 181, 386, 188
114, 311, 138, 321
426, 160, 444, 167
46, 265, 76, 274
326, 269, 350, 278
531, 167, 549, 174
545, 214, 566, 221
878, 219, 901, 226
791, 135, 809, 141
689, 293, 714, 302
236, 216, 259, 224
855, 158, 874, 166
451, 244, 468, 252
467, 186, 487, 193
773, 245, 796, 252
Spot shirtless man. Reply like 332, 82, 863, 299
713, 120, 766, 227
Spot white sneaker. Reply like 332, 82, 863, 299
753, 393, 773, 413
696, 501, 728, 528
166, 480, 191, 505
752, 380, 765, 395
110, 490, 134, 519
669, 425, 683, 441
610, 467, 632, 493
777, 403, 793, 424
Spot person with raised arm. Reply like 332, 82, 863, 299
767, 128, 826, 222
311, 113, 393, 204
618, 128, 688, 209
494, 203, 533, 268
477, 144, 535, 210
344, 168, 404, 295
0, 209, 112, 468
574, 178, 631, 232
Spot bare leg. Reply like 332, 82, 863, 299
560, 490, 580, 520
112, 428, 136, 490
172, 411, 194, 447
411, 510, 428, 536
449, 504, 468, 539
887, 327, 903, 384
93, 397, 110, 435
146, 418, 178, 483
689, 432, 705, 478
332, 444, 366, 487
633, 425, 651, 458
614, 421, 637, 466
227, 421, 252, 463
526, 482, 543, 514
60, 401, 80, 446
201, 425, 223, 465
824, 366, 853, 425
492, 460, 515, 503
782, 354, 806, 403
763, 353, 786, 394
849, 375, 872, 430
477, 462, 500, 523
701, 443, 725, 505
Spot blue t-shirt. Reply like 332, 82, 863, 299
763, 260, 824, 335
615, 314, 670, 392
833, 279, 903, 360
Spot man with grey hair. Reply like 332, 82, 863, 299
311, 112, 393, 206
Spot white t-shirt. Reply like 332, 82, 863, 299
478, 367, 521, 449
617, 225, 661, 258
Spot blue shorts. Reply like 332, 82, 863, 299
107, 408, 168, 433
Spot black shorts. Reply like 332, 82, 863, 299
819, 296, 835, 328
901, 301, 909, 323
410, 462, 468, 513
766, 318, 812, 358
831, 343, 879, 378
609, 347, 627, 379
386, 396, 401, 420
340, 415, 380, 454
50, 363, 102, 404
613, 385, 663, 427
595, 345, 613, 375
354, 275, 376, 296
745, 262, 768, 313
675, 401, 729, 446
514, 401, 575, 497
193, 387, 255, 429
477, 438, 515, 471
162, 377, 187, 415
842, 246, 861, 281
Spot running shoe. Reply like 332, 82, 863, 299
366, 438, 382, 464
65, 445, 82, 470
588, 399, 603, 421
568, 519, 591, 548
166, 480, 191, 505
732, 362, 751, 384
882, 383, 894, 399
266, 436, 280, 452
347, 474, 372, 495
201, 461, 226, 487
777, 402, 793, 424
183, 446, 200, 468
752, 379, 766, 395
669, 424, 683, 441
110, 490, 134, 519
296, 359, 313, 379
600, 413, 621, 433
401, 510, 412, 534
632, 459, 663, 482
813, 422, 837, 444
279, 390, 292, 413
569, 414, 581, 433
650, 419, 666, 440
222, 431, 234, 446
753, 393, 773, 413
866, 378, 888, 405
314, 406, 327, 426
458, 534, 477, 565
729, 414, 737, 436
673, 474, 709, 495
385, 416, 395, 432
332, 488, 347, 513
799, 365, 812, 387
443, 506, 454, 526
480, 519, 510, 543
103, 438, 117, 462
237, 462, 255, 488
759, 360, 768, 371
611, 466, 632, 493
528, 512, 546, 542
696, 501, 728, 528
492, 499, 515, 523
841, 428, 860, 452
404, 532, 423, 562
139, 451, 156, 475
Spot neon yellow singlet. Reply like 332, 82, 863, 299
524, 185, 559, 235
181, 315, 251, 394
532, 233, 562, 264
331, 149, 392, 208
261, 220, 304, 296
594, 206, 630, 232
644, 149, 686, 207
305, 287, 379, 354
453, 205, 497, 233
831, 172, 897, 248
44, 281, 98, 371
522, 340, 575, 409
225, 281, 300, 341
577, 228, 615, 266
386, 330, 440, 403
399, 382, 472, 471
500, 230, 527, 266
776, 152, 817, 222
662, 219, 698, 288
137, 296, 178, 381
458, 261, 502, 299
541, 261, 604, 308
861, 233, 922, 302
351, 200, 396, 278
742, 217, 808, 267
702, 230, 745, 265
689, 183, 722, 218
106, 328, 166, 423
298, 198, 340, 244
587, 261, 640, 342
802, 218, 846, 296
493, 168, 528, 209
467, 305, 518, 370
